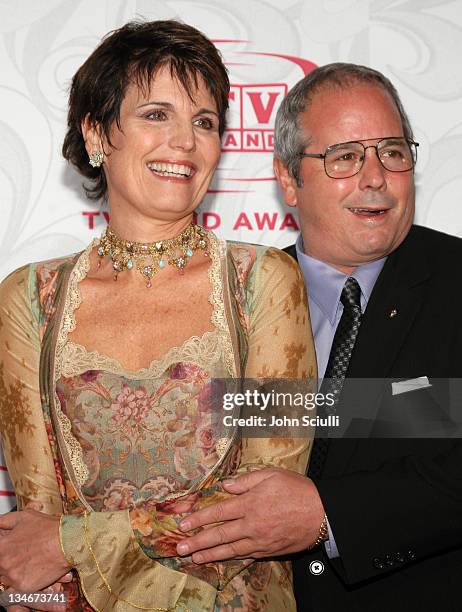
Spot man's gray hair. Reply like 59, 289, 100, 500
274, 62, 414, 186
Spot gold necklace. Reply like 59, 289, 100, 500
97, 223, 209, 288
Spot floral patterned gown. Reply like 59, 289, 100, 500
0, 230, 316, 611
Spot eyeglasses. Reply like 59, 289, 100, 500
300, 137, 419, 179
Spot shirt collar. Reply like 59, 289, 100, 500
295, 234, 386, 325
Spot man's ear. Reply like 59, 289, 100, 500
273, 158, 298, 207
81, 115, 104, 156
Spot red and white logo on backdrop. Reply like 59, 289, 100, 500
224, 83, 287, 152
222, 49, 317, 156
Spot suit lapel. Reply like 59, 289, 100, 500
347, 230, 430, 379
284, 243, 298, 262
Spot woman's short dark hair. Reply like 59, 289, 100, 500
62, 20, 229, 200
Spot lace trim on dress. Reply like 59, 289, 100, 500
54, 239, 96, 380
53, 392, 90, 488
53, 240, 96, 487
61, 331, 222, 379
207, 232, 236, 378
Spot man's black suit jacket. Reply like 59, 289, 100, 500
285, 225, 462, 612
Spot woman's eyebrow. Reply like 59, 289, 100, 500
136, 102, 218, 118
136, 101, 174, 109
194, 108, 219, 118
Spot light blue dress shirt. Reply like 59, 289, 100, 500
295, 236, 386, 380
295, 235, 386, 558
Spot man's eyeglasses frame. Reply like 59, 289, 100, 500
299, 137, 419, 179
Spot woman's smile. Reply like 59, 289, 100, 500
147, 159, 196, 180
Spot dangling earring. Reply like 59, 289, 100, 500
89, 151, 103, 168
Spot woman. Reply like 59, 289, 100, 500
0, 20, 316, 611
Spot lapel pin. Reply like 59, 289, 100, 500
389, 309, 398, 318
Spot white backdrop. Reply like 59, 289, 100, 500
1, 0, 462, 509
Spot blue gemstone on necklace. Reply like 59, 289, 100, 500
109, 250, 113, 258
159, 259, 165, 269
127, 259, 133, 269
186, 249, 193, 257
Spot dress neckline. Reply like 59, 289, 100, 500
54, 230, 235, 379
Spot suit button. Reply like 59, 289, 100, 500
406, 549, 416, 561
372, 557, 385, 569
394, 552, 405, 563
385, 554, 394, 567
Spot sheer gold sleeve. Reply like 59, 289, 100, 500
240, 247, 316, 474
0, 266, 62, 513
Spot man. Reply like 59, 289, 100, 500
176, 63, 462, 611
